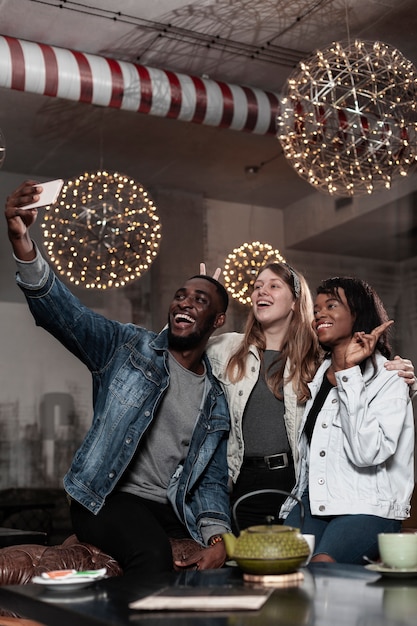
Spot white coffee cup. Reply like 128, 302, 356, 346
302, 534, 315, 566
378, 533, 417, 569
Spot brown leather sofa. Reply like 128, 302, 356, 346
0, 533, 199, 619
0, 488, 200, 588
0, 533, 199, 586
0, 534, 122, 585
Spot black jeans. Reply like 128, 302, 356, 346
231, 462, 296, 533
70, 491, 190, 578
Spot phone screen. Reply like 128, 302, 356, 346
22, 179, 64, 210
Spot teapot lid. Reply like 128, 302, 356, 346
246, 524, 299, 535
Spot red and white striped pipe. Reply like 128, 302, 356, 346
0, 35, 280, 136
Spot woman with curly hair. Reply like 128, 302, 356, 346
283, 276, 414, 564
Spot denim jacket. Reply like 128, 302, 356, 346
16, 258, 231, 545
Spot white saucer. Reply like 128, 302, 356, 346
365, 564, 417, 578
32, 570, 107, 591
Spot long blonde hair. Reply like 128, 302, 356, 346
225, 262, 321, 403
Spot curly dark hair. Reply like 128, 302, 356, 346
316, 276, 392, 363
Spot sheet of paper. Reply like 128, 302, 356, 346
129, 585, 273, 611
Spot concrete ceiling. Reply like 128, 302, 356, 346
1, 0, 417, 261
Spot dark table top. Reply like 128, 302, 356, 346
0, 563, 416, 626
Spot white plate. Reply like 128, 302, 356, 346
32, 573, 106, 591
365, 564, 417, 578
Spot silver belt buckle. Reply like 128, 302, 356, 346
265, 452, 288, 470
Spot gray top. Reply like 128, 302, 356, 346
119, 352, 207, 503
242, 350, 290, 457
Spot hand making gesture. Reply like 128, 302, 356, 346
343, 320, 394, 369
199, 262, 222, 281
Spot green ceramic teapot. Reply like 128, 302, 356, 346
222, 489, 310, 575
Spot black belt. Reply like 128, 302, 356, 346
243, 452, 291, 470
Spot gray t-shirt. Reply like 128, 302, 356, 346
119, 352, 207, 503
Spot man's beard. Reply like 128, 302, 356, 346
167, 314, 216, 351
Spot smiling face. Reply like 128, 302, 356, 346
250, 267, 296, 331
313, 288, 355, 349
168, 277, 225, 351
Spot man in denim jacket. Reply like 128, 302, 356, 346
5, 181, 232, 576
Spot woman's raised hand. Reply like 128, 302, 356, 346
343, 320, 394, 368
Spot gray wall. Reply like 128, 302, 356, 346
0, 170, 415, 490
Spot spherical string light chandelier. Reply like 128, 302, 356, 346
277, 40, 417, 196
223, 241, 286, 305
42, 171, 161, 289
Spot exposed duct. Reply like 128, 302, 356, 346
0, 35, 280, 136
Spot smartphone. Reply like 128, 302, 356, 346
23, 178, 64, 209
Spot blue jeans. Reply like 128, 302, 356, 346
284, 491, 401, 564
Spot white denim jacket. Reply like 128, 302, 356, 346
206, 332, 305, 483
284, 353, 414, 520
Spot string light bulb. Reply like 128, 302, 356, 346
277, 40, 417, 196
223, 241, 286, 305
42, 171, 161, 289
0, 127, 5, 168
